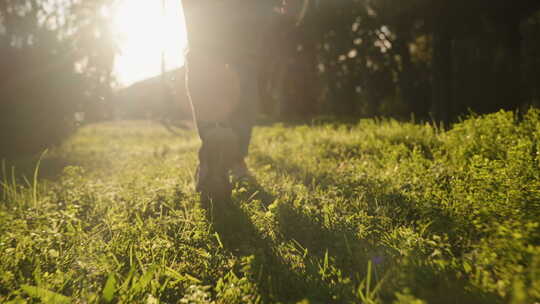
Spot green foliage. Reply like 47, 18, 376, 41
1, 111, 540, 303
21, 284, 71, 303
0, 0, 117, 157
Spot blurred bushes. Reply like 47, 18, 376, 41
0, 46, 84, 156
0, 0, 115, 158
262, 1, 540, 122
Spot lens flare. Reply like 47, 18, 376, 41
112, 0, 187, 86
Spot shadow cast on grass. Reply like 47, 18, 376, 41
0, 155, 77, 201
1, 155, 76, 183
251, 153, 424, 227
251, 152, 474, 242
248, 152, 500, 304
204, 178, 361, 303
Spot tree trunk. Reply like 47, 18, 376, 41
501, 13, 524, 111
431, 19, 453, 126
394, 31, 417, 114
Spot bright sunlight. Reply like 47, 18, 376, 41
112, 0, 187, 87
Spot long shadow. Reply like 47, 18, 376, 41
248, 152, 500, 304
1, 155, 77, 182
0, 155, 77, 201
250, 151, 478, 242
251, 153, 424, 227
206, 177, 359, 303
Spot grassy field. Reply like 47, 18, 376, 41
1, 110, 540, 303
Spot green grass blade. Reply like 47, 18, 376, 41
21, 284, 70, 304
102, 273, 117, 302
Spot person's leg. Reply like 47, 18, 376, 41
228, 63, 259, 175
185, 52, 241, 124
185, 52, 242, 198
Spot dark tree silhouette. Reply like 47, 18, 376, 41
258, 0, 540, 122
0, 0, 117, 157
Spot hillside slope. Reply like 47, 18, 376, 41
1, 110, 540, 303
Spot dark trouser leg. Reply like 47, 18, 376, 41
228, 63, 259, 162
186, 52, 259, 196
231, 125, 252, 161
186, 52, 241, 199
185, 52, 241, 126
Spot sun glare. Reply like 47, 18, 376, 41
112, 0, 187, 87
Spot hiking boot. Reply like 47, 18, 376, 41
195, 125, 239, 202
230, 159, 252, 181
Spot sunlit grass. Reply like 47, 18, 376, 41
1, 111, 540, 303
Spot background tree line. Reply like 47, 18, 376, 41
261, 0, 540, 123
0, 0, 116, 158
2, 0, 540, 158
